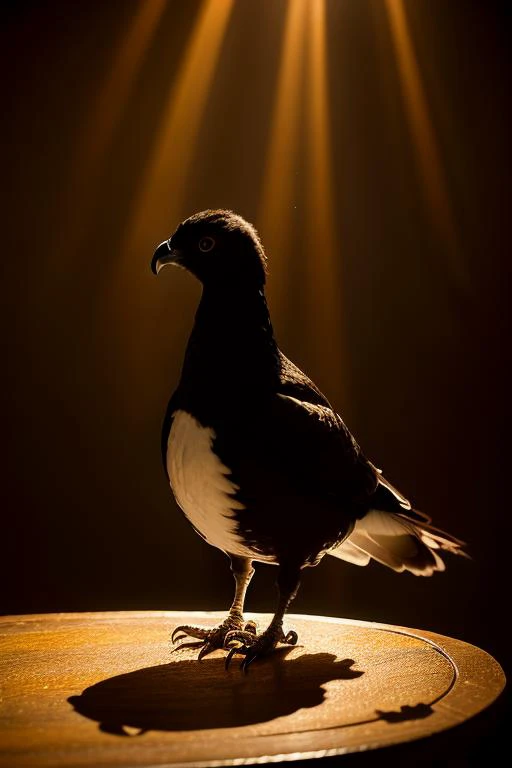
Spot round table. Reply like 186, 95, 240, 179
0, 611, 505, 767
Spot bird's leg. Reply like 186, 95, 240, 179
225, 563, 301, 671
171, 556, 255, 660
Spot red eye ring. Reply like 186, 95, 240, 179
198, 237, 215, 252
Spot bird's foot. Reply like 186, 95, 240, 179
224, 624, 298, 672
171, 617, 257, 660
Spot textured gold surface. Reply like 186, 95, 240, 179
0, 612, 505, 767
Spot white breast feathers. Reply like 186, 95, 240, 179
167, 410, 251, 557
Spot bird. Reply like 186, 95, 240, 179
151, 209, 466, 671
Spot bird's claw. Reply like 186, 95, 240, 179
170, 619, 256, 660
224, 626, 298, 672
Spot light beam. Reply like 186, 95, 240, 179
257, 0, 309, 330
53, 0, 166, 260
384, 0, 468, 289
124, 0, 235, 256
101, 0, 235, 410
304, 0, 345, 400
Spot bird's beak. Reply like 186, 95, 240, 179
151, 240, 184, 275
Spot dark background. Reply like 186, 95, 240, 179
1, 0, 509, 699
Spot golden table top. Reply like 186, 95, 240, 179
0, 611, 505, 767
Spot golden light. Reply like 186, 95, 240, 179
124, 0, 236, 256
304, 0, 345, 399
258, 0, 345, 400
384, 0, 468, 290
100, 0, 236, 408
76, 0, 166, 187
53, 0, 166, 259
257, 0, 309, 332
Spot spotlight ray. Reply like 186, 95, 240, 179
304, 0, 345, 401
257, 0, 309, 331
384, 0, 468, 289
52, 0, 166, 260
100, 0, 235, 410
124, 0, 235, 259
76, 0, 167, 187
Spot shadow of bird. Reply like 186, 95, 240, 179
68, 651, 362, 735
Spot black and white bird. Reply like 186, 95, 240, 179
151, 209, 465, 670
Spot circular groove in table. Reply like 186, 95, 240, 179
0, 611, 505, 767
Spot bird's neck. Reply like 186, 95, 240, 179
178, 283, 280, 404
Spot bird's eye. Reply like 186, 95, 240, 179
198, 236, 215, 253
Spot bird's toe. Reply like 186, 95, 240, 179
171, 619, 248, 659
225, 635, 278, 672
284, 629, 298, 645
224, 628, 256, 648
224, 624, 299, 672
171, 624, 210, 644
170, 639, 205, 655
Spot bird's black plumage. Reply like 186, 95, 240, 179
152, 209, 466, 669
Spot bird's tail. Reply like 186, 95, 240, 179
329, 473, 468, 576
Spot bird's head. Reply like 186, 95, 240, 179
151, 209, 267, 287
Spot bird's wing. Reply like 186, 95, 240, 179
254, 352, 378, 500
260, 392, 378, 501
277, 352, 334, 408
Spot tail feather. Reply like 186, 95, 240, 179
329, 474, 467, 576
